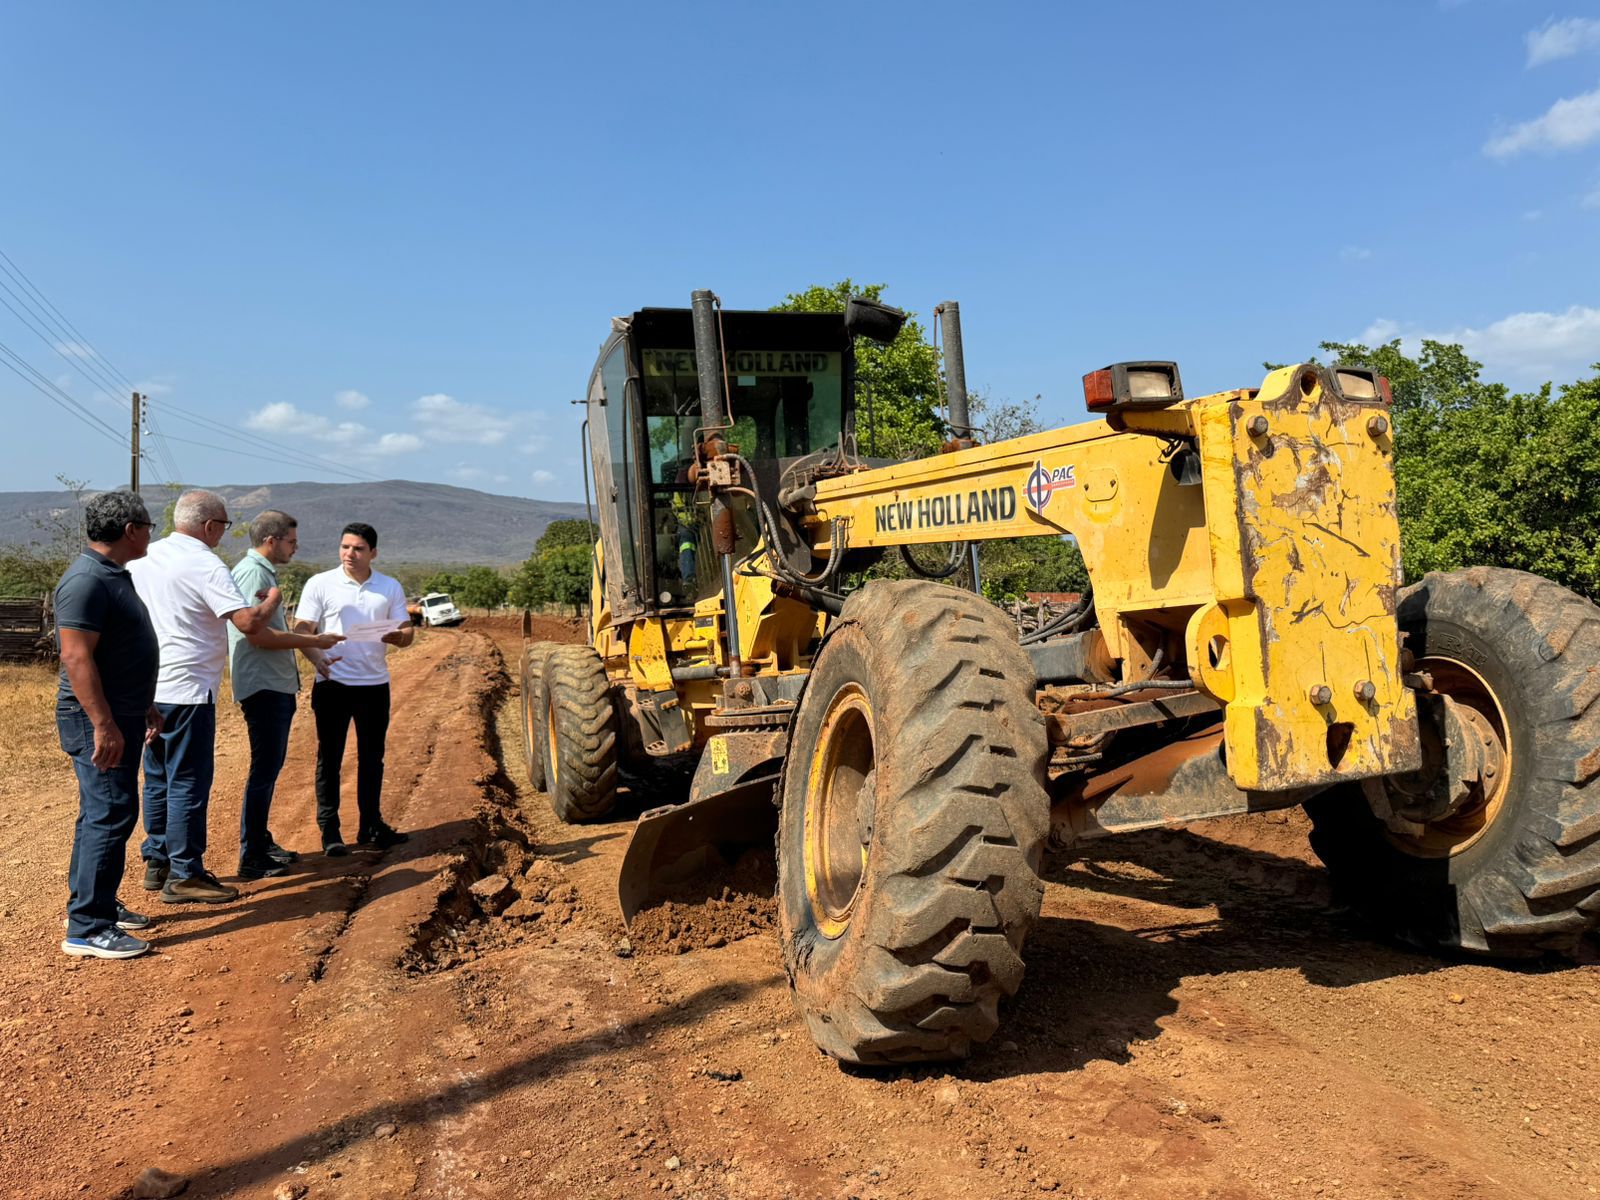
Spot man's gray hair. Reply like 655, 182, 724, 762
250, 510, 297, 546
172, 489, 226, 532
84, 490, 150, 544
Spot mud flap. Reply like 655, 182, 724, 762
617, 729, 786, 927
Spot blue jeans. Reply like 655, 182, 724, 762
141, 701, 217, 879
59, 706, 144, 938
239, 690, 296, 862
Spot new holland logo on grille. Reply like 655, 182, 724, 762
1025, 461, 1077, 512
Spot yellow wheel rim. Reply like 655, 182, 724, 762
803, 683, 875, 940
545, 685, 560, 792
1386, 656, 1512, 858
524, 674, 538, 770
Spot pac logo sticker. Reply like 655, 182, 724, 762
1025, 461, 1077, 513
710, 735, 729, 775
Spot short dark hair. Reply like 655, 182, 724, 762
250, 510, 297, 546
341, 521, 378, 551
84, 490, 150, 544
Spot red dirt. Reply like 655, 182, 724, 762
2, 632, 1598, 1200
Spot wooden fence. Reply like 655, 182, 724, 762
0, 597, 54, 662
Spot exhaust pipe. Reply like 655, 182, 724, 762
936, 300, 971, 441
689, 289, 742, 675
690, 289, 725, 431
935, 300, 983, 592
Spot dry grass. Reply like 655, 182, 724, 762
0, 663, 61, 786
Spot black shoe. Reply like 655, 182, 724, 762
115, 901, 153, 931
323, 841, 348, 858
357, 824, 410, 850
238, 856, 289, 881
265, 841, 299, 865
160, 871, 239, 905
142, 862, 169, 892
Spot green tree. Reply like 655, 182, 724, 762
275, 560, 318, 607
421, 570, 466, 596
508, 520, 596, 613
1314, 340, 1600, 600
454, 565, 510, 609
536, 518, 597, 550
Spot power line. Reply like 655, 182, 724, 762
0, 247, 143, 396
0, 246, 568, 522
0, 280, 139, 421
0, 346, 126, 449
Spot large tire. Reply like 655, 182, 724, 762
519, 644, 549, 792
1307, 567, 1600, 958
777, 579, 1050, 1065
541, 644, 619, 822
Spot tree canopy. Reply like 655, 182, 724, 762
1317, 339, 1600, 600
508, 518, 594, 613
421, 565, 510, 610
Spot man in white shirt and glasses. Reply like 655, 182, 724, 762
129, 490, 279, 904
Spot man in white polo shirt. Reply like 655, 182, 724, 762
293, 521, 414, 855
128, 490, 281, 904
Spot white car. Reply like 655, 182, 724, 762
417, 592, 464, 627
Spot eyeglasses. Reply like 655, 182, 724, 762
128, 521, 155, 530
204, 517, 234, 531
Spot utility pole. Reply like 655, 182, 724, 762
130, 391, 143, 493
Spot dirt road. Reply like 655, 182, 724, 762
2, 620, 1597, 1200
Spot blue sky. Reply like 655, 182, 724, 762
2, 1, 1597, 503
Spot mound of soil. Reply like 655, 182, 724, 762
627, 849, 777, 955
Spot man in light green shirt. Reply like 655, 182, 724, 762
228, 511, 343, 879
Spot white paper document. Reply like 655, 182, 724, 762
340, 609, 410, 643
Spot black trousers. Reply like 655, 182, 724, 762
310, 680, 390, 842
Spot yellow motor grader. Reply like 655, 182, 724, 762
520, 290, 1600, 1066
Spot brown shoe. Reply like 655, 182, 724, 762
160, 871, 239, 905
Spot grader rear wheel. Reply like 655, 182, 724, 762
1307, 568, 1600, 958
541, 644, 619, 822
777, 579, 1049, 1065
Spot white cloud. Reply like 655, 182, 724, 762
1521, 208, 1544, 221
531, 469, 556, 486
1584, 183, 1600, 209
246, 401, 367, 445
1354, 306, 1600, 383
517, 434, 550, 455
451, 464, 487, 482
1339, 245, 1372, 262
1527, 17, 1600, 67
335, 389, 370, 411
53, 340, 95, 359
372, 432, 423, 456
1484, 85, 1600, 157
1357, 318, 1402, 345
410, 392, 515, 445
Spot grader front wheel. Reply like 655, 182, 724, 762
1307, 568, 1600, 958
777, 579, 1050, 1065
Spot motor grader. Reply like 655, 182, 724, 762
519, 290, 1600, 1066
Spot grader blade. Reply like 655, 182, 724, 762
617, 729, 785, 927
617, 775, 780, 927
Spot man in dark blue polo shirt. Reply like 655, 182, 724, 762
55, 490, 163, 959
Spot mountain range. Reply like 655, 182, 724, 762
0, 480, 588, 566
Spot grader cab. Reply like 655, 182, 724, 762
519, 290, 1600, 1067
